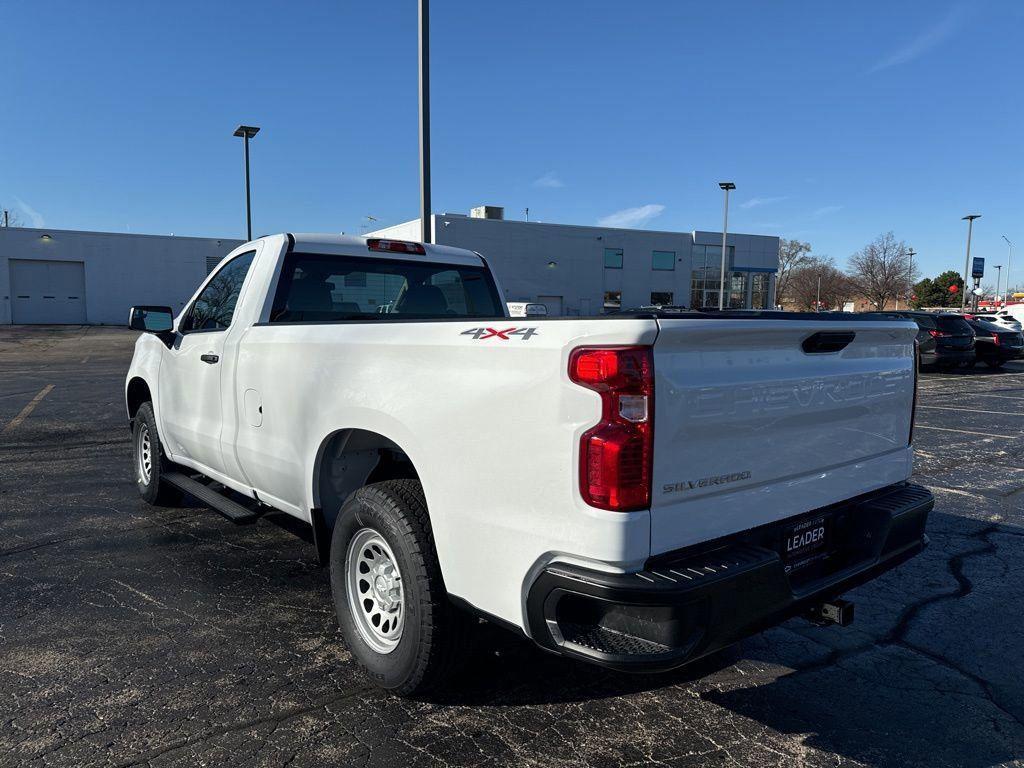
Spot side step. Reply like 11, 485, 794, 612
163, 472, 263, 524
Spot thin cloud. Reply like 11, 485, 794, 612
15, 198, 45, 228
532, 171, 564, 189
597, 204, 665, 229
740, 196, 789, 210
812, 205, 843, 218
869, 5, 965, 73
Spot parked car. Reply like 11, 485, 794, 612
965, 318, 1024, 368
125, 233, 932, 695
971, 310, 1023, 333
882, 311, 976, 369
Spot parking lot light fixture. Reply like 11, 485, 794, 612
907, 248, 916, 308
961, 215, 981, 312
718, 182, 736, 310
233, 125, 261, 241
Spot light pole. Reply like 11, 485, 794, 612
994, 265, 1003, 306
907, 247, 916, 308
1003, 235, 1013, 305
961, 214, 981, 312
718, 182, 735, 310
418, 0, 432, 243
233, 125, 260, 241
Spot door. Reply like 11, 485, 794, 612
158, 251, 255, 475
537, 295, 563, 317
10, 259, 86, 324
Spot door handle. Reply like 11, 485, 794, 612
200, 353, 220, 364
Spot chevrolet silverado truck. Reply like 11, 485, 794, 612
125, 233, 933, 694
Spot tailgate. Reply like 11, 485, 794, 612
649, 318, 917, 554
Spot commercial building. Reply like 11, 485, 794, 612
0, 228, 241, 325
369, 208, 779, 315
1, 208, 779, 324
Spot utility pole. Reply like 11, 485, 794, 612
961, 215, 981, 312
717, 182, 736, 310
1003, 236, 1013, 306
907, 248, 916, 308
418, 0, 432, 243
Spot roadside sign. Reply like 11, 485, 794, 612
972, 257, 985, 278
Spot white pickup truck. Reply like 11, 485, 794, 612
126, 233, 933, 694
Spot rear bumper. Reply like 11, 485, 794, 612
922, 347, 974, 365
525, 483, 933, 672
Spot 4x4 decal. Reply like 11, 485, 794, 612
461, 327, 539, 341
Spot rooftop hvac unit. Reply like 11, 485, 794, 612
470, 205, 504, 220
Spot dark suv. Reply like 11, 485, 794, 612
882, 312, 976, 369
966, 317, 1024, 368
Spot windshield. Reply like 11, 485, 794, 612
270, 252, 504, 322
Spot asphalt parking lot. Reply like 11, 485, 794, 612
2, 325, 1023, 768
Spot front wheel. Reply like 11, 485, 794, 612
329, 479, 469, 696
132, 402, 181, 506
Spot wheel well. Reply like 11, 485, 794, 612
315, 429, 420, 527
126, 377, 152, 424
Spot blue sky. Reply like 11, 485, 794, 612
2, 1, 1022, 284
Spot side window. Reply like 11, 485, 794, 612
183, 252, 255, 332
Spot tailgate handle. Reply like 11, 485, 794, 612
802, 331, 855, 354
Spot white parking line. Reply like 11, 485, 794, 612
964, 392, 1024, 401
914, 424, 1020, 439
917, 405, 1023, 416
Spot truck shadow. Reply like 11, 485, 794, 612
431, 510, 1024, 766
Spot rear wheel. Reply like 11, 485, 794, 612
330, 479, 469, 696
132, 403, 182, 506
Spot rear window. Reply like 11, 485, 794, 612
269, 252, 504, 323
935, 315, 973, 334
907, 313, 937, 330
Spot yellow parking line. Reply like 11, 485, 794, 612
2, 384, 55, 434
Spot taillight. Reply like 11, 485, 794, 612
992, 334, 1002, 346
366, 238, 426, 255
928, 329, 951, 338
910, 340, 919, 445
569, 346, 654, 511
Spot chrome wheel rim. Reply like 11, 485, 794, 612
345, 528, 404, 654
136, 423, 153, 485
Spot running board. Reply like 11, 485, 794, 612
163, 472, 262, 524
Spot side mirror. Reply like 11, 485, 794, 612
129, 306, 174, 333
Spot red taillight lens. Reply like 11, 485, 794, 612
928, 329, 951, 338
992, 334, 1002, 346
569, 346, 654, 511
366, 238, 426, 255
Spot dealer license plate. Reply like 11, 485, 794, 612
781, 514, 831, 567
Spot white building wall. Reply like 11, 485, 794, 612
0, 228, 242, 325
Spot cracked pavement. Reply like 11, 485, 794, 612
1, 325, 1023, 767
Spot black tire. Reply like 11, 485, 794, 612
329, 479, 469, 696
132, 402, 182, 506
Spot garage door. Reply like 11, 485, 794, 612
10, 259, 87, 324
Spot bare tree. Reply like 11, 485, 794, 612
788, 256, 853, 310
846, 232, 913, 310
775, 238, 812, 307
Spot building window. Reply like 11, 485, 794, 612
690, 244, 737, 309
729, 272, 747, 309
603, 290, 622, 311
650, 291, 673, 306
652, 251, 675, 271
751, 273, 770, 309
604, 248, 623, 269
